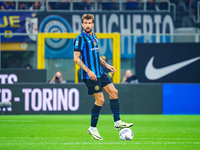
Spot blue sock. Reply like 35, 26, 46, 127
91, 104, 102, 127
110, 99, 120, 122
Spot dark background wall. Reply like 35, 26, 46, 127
1, 83, 199, 115
0, 84, 162, 115
0, 69, 46, 84
136, 43, 200, 83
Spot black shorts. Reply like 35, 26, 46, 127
83, 73, 112, 95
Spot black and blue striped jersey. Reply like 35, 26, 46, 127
74, 31, 104, 80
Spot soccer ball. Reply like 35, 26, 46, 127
119, 128, 133, 140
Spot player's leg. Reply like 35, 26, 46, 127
83, 78, 104, 140
88, 92, 104, 140
102, 83, 120, 121
91, 92, 105, 128
102, 83, 133, 130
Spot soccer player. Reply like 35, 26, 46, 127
74, 14, 133, 140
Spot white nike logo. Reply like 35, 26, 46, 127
145, 56, 200, 80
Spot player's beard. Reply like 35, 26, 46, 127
84, 28, 92, 34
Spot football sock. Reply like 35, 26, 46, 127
91, 104, 102, 127
110, 99, 120, 122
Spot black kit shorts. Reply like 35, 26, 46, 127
83, 73, 112, 95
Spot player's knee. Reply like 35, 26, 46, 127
94, 93, 105, 106
115, 89, 118, 95
96, 98, 105, 106
110, 89, 118, 99
100, 98, 105, 105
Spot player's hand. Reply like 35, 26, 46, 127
88, 71, 97, 81
107, 65, 116, 74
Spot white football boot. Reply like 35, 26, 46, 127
114, 120, 133, 131
88, 126, 103, 140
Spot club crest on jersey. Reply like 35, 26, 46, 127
95, 85, 99, 91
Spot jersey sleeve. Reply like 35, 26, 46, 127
74, 36, 84, 52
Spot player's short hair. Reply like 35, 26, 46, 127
82, 14, 94, 23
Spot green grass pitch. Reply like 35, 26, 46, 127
0, 115, 200, 150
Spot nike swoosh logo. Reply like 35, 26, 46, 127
145, 56, 200, 80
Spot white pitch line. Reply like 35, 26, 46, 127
0, 137, 199, 140
0, 142, 199, 145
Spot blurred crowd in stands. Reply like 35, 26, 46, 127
0, 0, 200, 23
0, 0, 199, 12
0, 1, 43, 10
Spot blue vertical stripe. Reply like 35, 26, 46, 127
85, 35, 96, 75
82, 35, 91, 78
85, 35, 98, 76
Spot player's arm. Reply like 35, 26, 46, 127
99, 57, 108, 67
74, 51, 97, 81
100, 57, 116, 73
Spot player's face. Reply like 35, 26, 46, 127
82, 19, 94, 34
